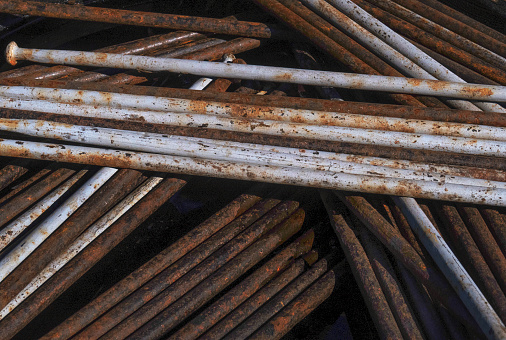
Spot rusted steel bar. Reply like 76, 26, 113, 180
351, 0, 506, 86
106, 208, 305, 340
4, 79, 506, 127
223, 256, 341, 340
394, 197, 506, 339
182, 38, 261, 61
201, 258, 307, 339
93, 73, 146, 85
480, 208, 506, 257
434, 204, 506, 323
43, 194, 261, 340
459, 206, 506, 294
0, 177, 186, 340
75, 200, 297, 339
0, 65, 47, 80
0, 0, 294, 40
0, 160, 30, 192
8, 43, 506, 102
0, 167, 117, 283
334, 192, 483, 335
358, 225, 424, 339
0, 165, 51, 205
365, 0, 506, 71
0, 169, 86, 254
321, 190, 403, 339
248, 266, 340, 340
394, 0, 506, 55
1, 138, 504, 206
171, 230, 314, 340
0, 168, 145, 311
0, 176, 163, 320
0, 166, 76, 228
154, 38, 226, 58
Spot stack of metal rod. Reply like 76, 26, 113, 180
0, 0, 504, 339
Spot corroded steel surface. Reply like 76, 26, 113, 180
0, 178, 186, 340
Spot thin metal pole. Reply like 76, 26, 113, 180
6, 42, 506, 102
393, 196, 506, 340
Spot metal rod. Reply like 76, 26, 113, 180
0, 167, 117, 282
321, 190, 404, 339
76, 200, 295, 339
6, 42, 506, 102
200, 258, 307, 339
0, 176, 163, 320
0, 177, 186, 340
4, 86, 505, 141
42, 194, 261, 340
0, 138, 504, 206
0, 169, 85, 252
0, 166, 52, 206
393, 196, 506, 339
0, 0, 294, 40
171, 231, 314, 340
0, 161, 30, 192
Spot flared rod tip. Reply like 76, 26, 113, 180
5, 41, 19, 66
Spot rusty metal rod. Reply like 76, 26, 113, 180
6, 42, 506, 102
0, 165, 51, 206
350, 0, 506, 86
76, 200, 297, 339
0, 166, 76, 229
42, 194, 261, 340
459, 206, 506, 294
4, 117, 504, 190
0, 169, 85, 252
365, 0, 506, 71
4, 79, 505, 127
480, 208, 506, 257
358, 225, 424, 339
247, 266, 340, 340
436, 204, 506, 323
0, 161, 30, 192
3, 106, 504, 157
0, 167, 117, 283
170, 230, 314, 340
394, 197, 506, 339
5, 86, 505, 140
0, 177, 186, 340
200, 258, 307, 339
0, 168, 146, 311
335, 192, 484, 335
394, 0, 506, 55
0, 0, 294, 40
223, 256, 339, 340
106, 209, 305, 340
321, 190, 403, 339
0, 138, 503, 206
0, 176, 164, 320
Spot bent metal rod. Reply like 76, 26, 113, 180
5, 42, 506, 102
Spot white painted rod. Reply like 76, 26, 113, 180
0, 138, 504, 206
1, 102, 505, 157
4, 118, 505, 190
394, 197, 506, 340
5, 42, 506, 102
0, 170, 87, 252
1, 86, 504, 140
0, 167, 117, 283
0, 176, 163, 320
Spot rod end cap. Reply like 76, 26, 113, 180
5, 42, 19, 66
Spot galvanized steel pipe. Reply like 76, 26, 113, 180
6, 42, 506, 102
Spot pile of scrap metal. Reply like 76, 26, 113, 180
0, 0, 504, 339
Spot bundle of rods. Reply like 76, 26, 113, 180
0, 0, 505, 339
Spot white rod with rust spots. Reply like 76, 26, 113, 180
5, 42, 506, 102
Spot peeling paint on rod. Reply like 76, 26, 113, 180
2, 86, 505, 141
0, 167, 117, 283
0, 138, 504, 206
0, 176, 163, 320
394, 197, 506, 340
5, 42, 506, 101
